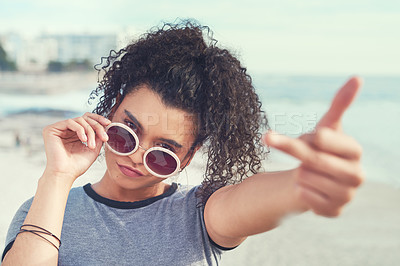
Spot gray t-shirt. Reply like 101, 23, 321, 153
2, 183, 231, 265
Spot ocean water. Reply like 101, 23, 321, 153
0, 88, 95, 116
0, 75, 399, 187
253, 75, 400, 188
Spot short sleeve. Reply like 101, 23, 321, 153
1, 197, 33, 262
193, 187, 238, 253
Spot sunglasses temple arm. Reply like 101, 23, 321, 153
180, 146, 197, 171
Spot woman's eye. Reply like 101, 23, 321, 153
124, 120, 139, 132
159, 143, 175, 152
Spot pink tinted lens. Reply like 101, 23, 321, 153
146, 150, 178, 176
107, 126, 136, 154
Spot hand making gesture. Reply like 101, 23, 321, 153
265, 76, 365, 217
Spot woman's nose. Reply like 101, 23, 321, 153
128, 146, 146, 164
128, 139, 149, 164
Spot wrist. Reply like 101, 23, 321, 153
290, 168, 310, 213
39, 170, 75, 189
293, 185, 311, 213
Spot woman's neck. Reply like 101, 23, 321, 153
91, 172, 170, 202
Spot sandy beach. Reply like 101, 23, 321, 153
0, 112, 399, 265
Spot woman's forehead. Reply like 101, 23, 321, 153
116, 86, 197, 138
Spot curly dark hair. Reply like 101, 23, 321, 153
90, 19, 268, 205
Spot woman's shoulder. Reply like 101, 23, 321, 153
69, 184, 86, 196
12, 185, 85, 214
165, 183, 204, 208
65, 184, 100, 209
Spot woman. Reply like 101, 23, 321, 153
2, 21, 364, 265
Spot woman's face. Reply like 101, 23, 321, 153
103, 85, 197, 190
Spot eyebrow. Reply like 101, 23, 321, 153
124, 109, 183, 149
124, 110, 143, 132
159, 138, 183, 149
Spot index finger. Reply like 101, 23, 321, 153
317, 76, 363, 130
83, 112, 111, 126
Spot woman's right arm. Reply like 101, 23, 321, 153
2, 113, 110, 265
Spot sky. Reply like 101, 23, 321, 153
0, 0, 399, 76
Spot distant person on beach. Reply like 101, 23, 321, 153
2, 21, 364, 265
14, 131, 21, 148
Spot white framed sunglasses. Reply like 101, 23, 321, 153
105, 122, 181, 178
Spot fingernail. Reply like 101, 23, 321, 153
103, 132, 109, 141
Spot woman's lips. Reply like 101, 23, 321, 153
118, 164, 144, 178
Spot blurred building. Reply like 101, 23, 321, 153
44, 34, 117, 65
0, 33, 117, 72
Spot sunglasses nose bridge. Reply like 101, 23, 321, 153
126, 143, 147, 165
137, 144, 147, 152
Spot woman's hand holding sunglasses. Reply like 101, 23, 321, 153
264, 77, 365, 217
42, 112, 111, 183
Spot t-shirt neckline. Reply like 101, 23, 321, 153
83, 183, 178, 209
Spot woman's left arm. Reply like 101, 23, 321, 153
204, 77, 365, 248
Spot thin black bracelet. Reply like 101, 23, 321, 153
17, 230, 59, 251
20, 224, 61, 246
